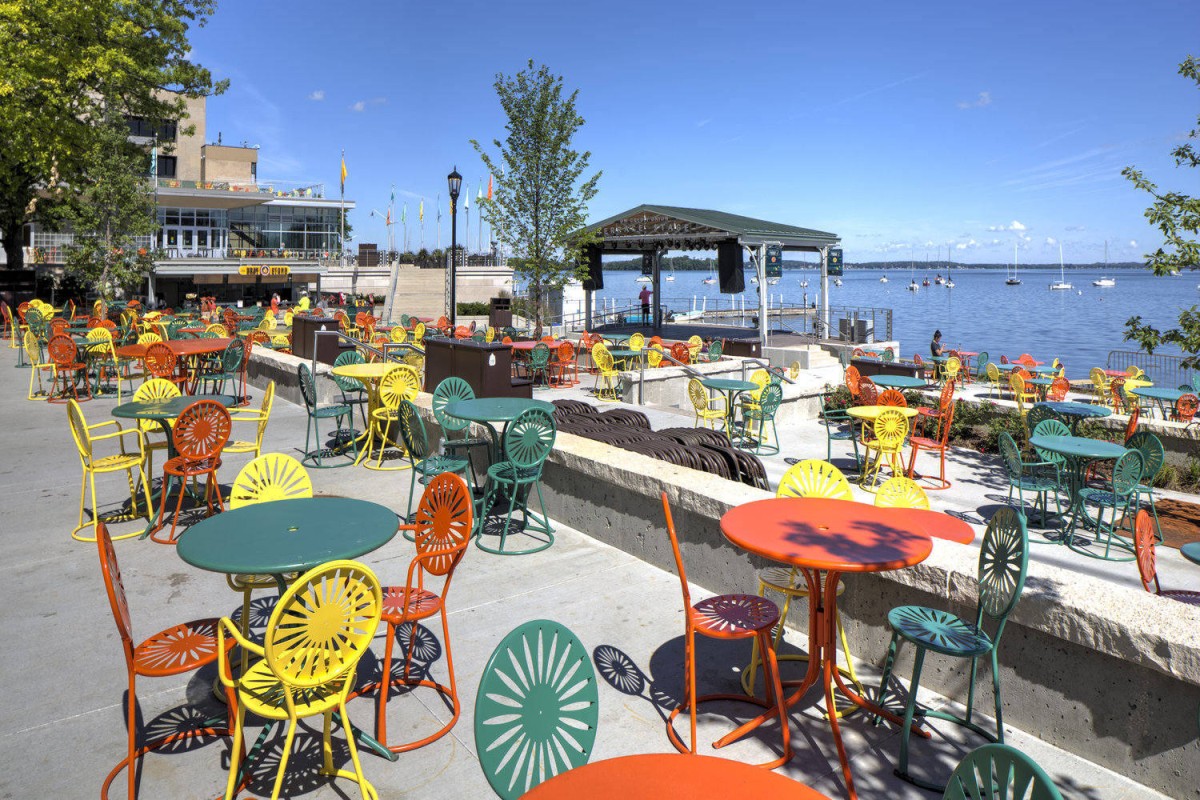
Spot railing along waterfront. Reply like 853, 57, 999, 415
780, 305, 893, 343
1106, 349, 1197, 390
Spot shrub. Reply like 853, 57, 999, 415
456, 301, 490, 316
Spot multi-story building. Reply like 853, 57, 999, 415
12, 94, 353, 307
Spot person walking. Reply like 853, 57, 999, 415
638, 285, 652, 326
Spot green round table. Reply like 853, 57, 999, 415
700, 378, 760, 445
177, 497, 398, 583
1130, 386, 1187, 419
1029, 434, 1128, 551
1035, 401, 1112, 433
1181, 542, 1200, 566
444, 397, 556, 460
869, 375, 927, 390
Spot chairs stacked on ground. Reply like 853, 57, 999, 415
999, 430, 1062, 526
474, 619, 598, 799
591, 343, 621, 401
151, 399, 231, 544
223, 380, 275, 460
1134, 510, 1200, 605
688, 377, 727, 435
660, 493, 791, 768
66, 399, 153, 542
908, 398, 955, 490
875, 506, 1030, 792
860, 407, 909, 490
1077, 449, 1143, 561
47, 333, 91, 403
298, 363, 357, 468
476, 406, 556, 555
742, 460, 863, 715
94, 521, 231, 800
361, 364, 421, 470
875, 476, 931, 509
218, 561, 382, 800
397, 399, 476, 525
364, 473, 473, 753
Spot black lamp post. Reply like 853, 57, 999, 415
447, 167, 462, 327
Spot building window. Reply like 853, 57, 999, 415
157, 155, 177, 178
126, 116, 178, 141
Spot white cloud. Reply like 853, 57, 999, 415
989, 239, 1002, 245
955, 239, 979, 250
986, 220, 1027, 232
1129, 239, 1138, 248
956, 91, 991, 110
308, 89, 325, 101
1045, 237, 1057, 245
350, 97, 387, 113
1008, 220, 1026, 231
1065, 224, 1086, 232
1019, 233, 1032, 242
696, 118, 712, 128
350, 100, 366, 112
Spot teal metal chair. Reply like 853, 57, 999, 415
474, 620, 598, 799
431, 377, 490, 480
476, 407, 556, 555
875, 506, 1030, 792
297, 363, 357, 468
1126, 430, 1164, 541
200, 338, 245, 397
998, 431, 1061, 526
1078, 449, 1143, 561
528, 342, 552, 386
973, 350, 989, 383
818, 390, 862, 468
332, 350, 369, 428
943, 743, 1063, 800
397, 399, 476, 528
707, 339, 723, 362
740, 383, 782, 455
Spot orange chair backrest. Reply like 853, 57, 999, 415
858, 377, 877, 406
1133, 509, 1159, 594
173, 400, 231, 460
1109, 378, 1125, 412
1048, 377, 1070, 402
541, 336, 556, 344
144, 342, 177, 378
436, 315, 450, 330
939, 380, 956, 410
1177, 393, 1199, 421
95, 521, 136, 673
558, 342, 575, 363
660, 492, 691, 613
671, 342, 690, 364
454, 326, 471, 339
1124, 406, 1140, 443
1000, 355, 1009, 364
913, 353, 924, 365
844, 366, 861, 397
502, 336, 513, 344
405, 473, 473, 581
877, 389, 907, 407
47, 333, 78, 366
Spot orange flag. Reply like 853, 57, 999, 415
487, 174, 493, 200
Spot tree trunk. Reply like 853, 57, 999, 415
532, 279, 543, 339
1, 216, 24, 270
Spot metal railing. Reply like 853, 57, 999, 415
780, 305, 893, 343
1106, 349, 1196, 389
739, 358, 797, 385
155, 178, 325, 198
310, 330, 423, 378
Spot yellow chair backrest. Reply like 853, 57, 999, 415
872, 408, 909, 449
230, 452, 312, 509
389, 326, 408, 344
1125, 365, 1139, 378
986, 362, 1000, 383
591, 343, 614, 372
138, 332, 162, 345
788, 361, 801, 380
67, 399, 94, 463
1090, 367, 1108, 388
133, 378, 181, 433
748, 369, 770, 401
413, 322, 426, 342
284, 310, 294, 326
874, 477, 930, 509
23, 330, 43, 366
628, 332, 645, 351
686, 378, 710, 412
271, 334, 289, 348
777, 459, 853, 500
86, 327, 115, 358
647, 347, 663, 368
206, 323, 228, 336
378, 364, 421, 408
687, 335, 703, 361
258, 314, 277, 330
485, 326, 496, 343
943, 356, 961, 379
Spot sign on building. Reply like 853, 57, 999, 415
827, 248, 844, 277
238, 265, 291, 277
765, 244, 783, 278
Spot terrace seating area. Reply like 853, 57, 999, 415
1, 301, 1194, 799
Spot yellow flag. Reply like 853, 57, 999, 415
419, 198, 424, 222
340, 152, 347, 193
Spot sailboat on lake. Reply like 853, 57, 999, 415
1050, 244, 1073, 290
1006, 244, 1022, 286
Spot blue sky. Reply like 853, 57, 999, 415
189, 0, 1199, 264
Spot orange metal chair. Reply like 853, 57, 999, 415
877, 389, 907, 407
1173, 393, 1198, 422
844, 365, 861, 402
359, 472, 473, 753
95, 521, 233, 800
907, 398, 956, 490
917, 380, 954, 437
1134, 510, 1200, 605
555, 341, 579, 385
661, 493, 792, 768
150, 399, 231, 544
857, 376, 877, 407
47, 333, 92, 403
144, 341, 188, 391
1047, 376, 1070, 402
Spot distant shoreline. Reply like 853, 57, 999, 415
603, 263, 1149, 271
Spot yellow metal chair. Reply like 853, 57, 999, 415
743, 459, 863, 715
206, 323, 228, 337
389, 325, 408, 344
24, 329, 56, 400
984, 362, 1003, 398
66, 399, 153, 542
131, 378, 181, 476
740, 368, 771, 414
223, 380, 276, 459
137, 332, 162, 345
86, 327, 133, 399
591, 343, 621, 401
1010, 372, 1037, 418
860, 407, 909, 490
362, 364, 420, 469
412, 321, 426, 346
219, 560, 383, 800
941, 356, 961, 386
687, 377, 726, 432
788, 360, 801, 380
257, 314, 277, 331
627, 332, 645, 352
686, 334, 703, 362
874, 476, 931, 509
270, 333, 290, 353
646, 346, 663, 368
283, 310, 294, 327
1089, 367, 1110, 405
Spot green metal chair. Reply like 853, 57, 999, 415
431, 377, 490, 480
998, 431, 1061, 526
297, 363, 357, 468
817, 390, 862, 468
876, 506, 1030, 792
740, 383, 782, 455
1126, 430, 1164, 541
707, 339, 723, 362
1078, 449, 1143, 561
882, 347, 895, 363
973, 350, 989, 383
1029, 418, 1069, 483
474, 619, 598, 799
397, 399, 476, 527
528, 342, 552, 386
332, 350, 370, 428
943, 743, 1063, 800
200, 338, 245, 397
476, 407, 556, 555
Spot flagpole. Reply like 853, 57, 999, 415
436, 193, 442, 251
339, 149, 346, 267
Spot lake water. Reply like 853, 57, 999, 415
592, 267, 1200, 375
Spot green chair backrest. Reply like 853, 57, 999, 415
975, 507, 1029, 635
1125, 431, 1164, 485
222, 339, 245, 371
882, 347, 894, 362
1030, 419, 1070, 467
432, 376, 474, 432
297, 363, 317, 411
708, 340, 723, 360
474, 619, 598, 800
943, 743, 1063, 800
529, 342, 551, 369
397, 399, 431, 460
1025, 404, 1057, 436
1111, 450, 1144, 500
504, 407, 556, 471
997, 432, 1024, 481
331, 350, 366, 392
757, 383, 783, 416
974, 351, 989, 378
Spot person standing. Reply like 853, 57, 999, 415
638, 285, 652, 326
930, 329, 944, 380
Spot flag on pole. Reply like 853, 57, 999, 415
437, 193, 441, 223
463, 185, 469, 210
402, 204, 407, 223
477, 183, 483, 202
419, 198, 424, 222
340, 151, 347, 193
487, 174, 493, 200
385, 207, 392, 226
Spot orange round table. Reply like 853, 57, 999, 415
521, 753, 830, 799
116, 338, 234, 394
719, 496, 935, 800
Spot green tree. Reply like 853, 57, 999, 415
55, 120, 157, 300
1123, 56, 1200, 366
471, 60, 601, 336
0, 0, 225, 270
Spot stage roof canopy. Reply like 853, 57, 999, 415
582, 204, 840, 252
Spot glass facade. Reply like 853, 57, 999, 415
226, 204, 340, 251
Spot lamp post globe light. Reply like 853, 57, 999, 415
448, 167, 462, 327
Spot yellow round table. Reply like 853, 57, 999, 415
330, 362, 414, 468
846, 404, 919, 421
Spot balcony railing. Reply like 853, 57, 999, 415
154, 178, 326, 199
